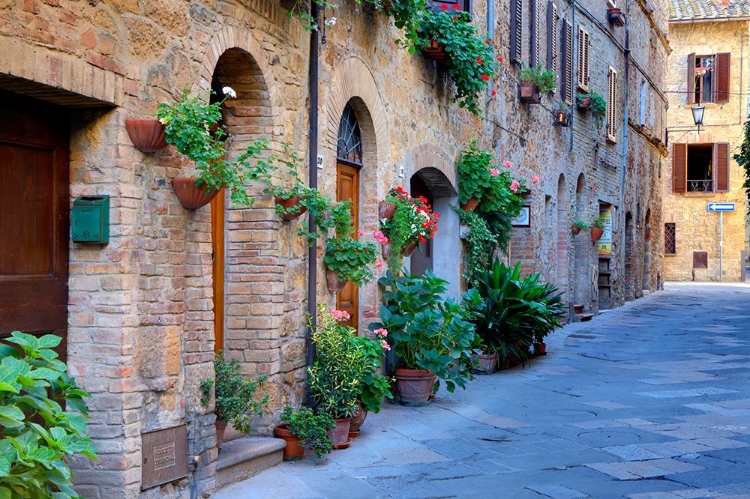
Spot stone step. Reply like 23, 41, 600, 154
574, 313, 594, 322
572, 303, 585, 314
215, 436, 285, 490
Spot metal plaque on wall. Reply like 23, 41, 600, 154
141, 425, 188, 490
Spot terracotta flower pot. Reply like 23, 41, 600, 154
472, 352, 499, 375
520, 82, 540, 103
275, 195, 307, 221
325, 269, 348, 293
349, 403, 368, 433
216, 419, 228, 450
591, 227, 604, 242
571, 225, 582, 235
534, 342, 547, 356
401, 241, 418, 257
394, 368, 436, 407
274, 423, 305, 461
172, 177, 221, 210
460, 198, 479, 212
378, 201, 397, 220
125, 118, 167, 153
328, 417, 352, 448
422, 39, 447, 67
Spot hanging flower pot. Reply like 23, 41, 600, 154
378, 201, 397, 221
577, 95, 592, 109
125, 118, 167, 153
401, 241, 418, 257
172, 177, 221, 210
422, 39, 448, 67
571, 224, 582, 236
460, 198, 479, 212
607, 7, 626, 27
591, 227, 604, 242
275, 195, 307, 221
325, 269, 348, 293
519, 82, 540, 104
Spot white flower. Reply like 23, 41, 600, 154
324, 17, 337, 26
222, 86, 237, 99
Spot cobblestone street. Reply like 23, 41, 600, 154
216, 283, 750, 499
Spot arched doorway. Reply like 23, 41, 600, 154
336, 103, 363, 329
555, 175, 569, 304
572, 174, 589, 307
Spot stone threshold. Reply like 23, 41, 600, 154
215, 436, 286, 490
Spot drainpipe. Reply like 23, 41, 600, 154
619, 0, 630, 298
487, 0, 495, 102
305, 0, 320, 405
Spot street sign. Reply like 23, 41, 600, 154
707, 203, 735, 212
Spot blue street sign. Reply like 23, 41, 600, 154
707, 203, 735, 212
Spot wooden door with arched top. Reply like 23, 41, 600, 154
336, 163, 359, 329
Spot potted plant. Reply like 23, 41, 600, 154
322, 200, 378, 292
576, 91, 607, 128
369, 270, 481, 406
388, 0, 429, 53
155, 87, 275, 209
349, 330, 393, 435
200, 352, 269, 448
572, 219, 590, 235
125, 117, 167, 153
590, 216, 605, 241
274, 405, 335, 460
518, 63, 557, 103
307, 305, 370, 446
607, 7, 625, 26
414, 7, 496, 115
378, 187, 439, 275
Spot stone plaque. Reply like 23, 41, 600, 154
141, 425, 188, 490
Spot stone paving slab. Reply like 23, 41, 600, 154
214, 284, 750, 499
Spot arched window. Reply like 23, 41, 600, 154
336, 104, 362, 165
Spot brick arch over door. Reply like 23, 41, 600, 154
324, 57, 390, 330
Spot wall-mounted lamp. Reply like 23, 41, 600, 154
692, 105, 705, 132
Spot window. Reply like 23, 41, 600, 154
687, 53, 730, 104
337, 104, 362, 165
671, 142, 729, 193
561, 18, 573, 103
546, 1, 557, 71
530, 0, 541, 67
577, 27, 590, 91
607, 67, 617, 142
664, 223, 676, 254
428, 0, 471, 12
510, 0, 523, 64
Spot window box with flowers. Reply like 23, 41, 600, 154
415, 6, 495, 116
155, 87, 274, 209
518, 63, 557, 104
377, 187, 439, 275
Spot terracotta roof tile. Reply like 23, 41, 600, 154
669, 0, 750, 20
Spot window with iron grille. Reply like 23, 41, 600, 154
337, 104, 362, 165
687, 53, 730, 104
664, 223, 676, 254
577, 27, 590, 91
428, 0, 471, 13
607, 66, 617, 142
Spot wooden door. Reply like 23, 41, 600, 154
409, 175, 433, 276
0, 94, 70, 361
336, 162, 359, 329
211, 191, 225, 353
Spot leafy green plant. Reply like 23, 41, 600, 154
457, 141, 528, 213
0, 332, 97, 499
386, 0, 429, 49
351, 334, 393, 413
592, 216, 605, 229
518, 63, 557, 95
201, 352, 268, 434
323, 200, 378, 286
572, 220, 590, 231
369, 270, 482, 393
576, 91, 607, 127
279, 405, 335, 458
732, 115, 750, 221
156, 88, 274, 206
454, 206, 497, 284
308, 305, 370, 419
414, 8, 495, 115
470, 258, 564, 363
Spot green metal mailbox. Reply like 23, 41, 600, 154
72, 195, 110, 244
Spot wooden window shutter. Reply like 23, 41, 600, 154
607, 67, 617, 141
672, 143, 687, 193
714, 142, 730, 192
714, 52, 730, 104
530, 0, 539, 67
577, 27, 590, 91
687, 53, 695, 105
547, 2, 557, 71
510, 0, 523, 64
561, 18, 573, 103
428, 0, 471, 13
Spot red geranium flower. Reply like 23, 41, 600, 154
477, 57, 483, 65
491, 89, 497, 97
481, 74, 489, 81
440, 3, 448, 9
452, 3, 460, 9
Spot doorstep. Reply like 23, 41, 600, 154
215, 437, 285, 490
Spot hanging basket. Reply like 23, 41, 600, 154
275, 196, 307, 221
520, 82, 540, 104
460, 198, 479, 212
378, 201, 397, 221
422, 39, 448, 67
325, 269, 349, 293
125, 118, 167, 153
172, 177, 221, 210
401, 241, 418, 257
590, 227, 604, 242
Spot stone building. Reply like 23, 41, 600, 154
664, 0, 750, 282
0, 0, 666, 497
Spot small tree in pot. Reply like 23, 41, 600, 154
274, 405, 335, 460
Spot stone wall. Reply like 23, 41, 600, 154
664, 20, 749, 282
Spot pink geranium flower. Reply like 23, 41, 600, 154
490, 168, 500, 177
330, 309, 351, 321
381, 340, 391, 351
504, 160, 513, 167
531, 175, 540, 184
510, 180, 520, 193
358, 229, 365, 236
372, 230, 389, 245
375, 260, 385, 270
374, 328, 388, 337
